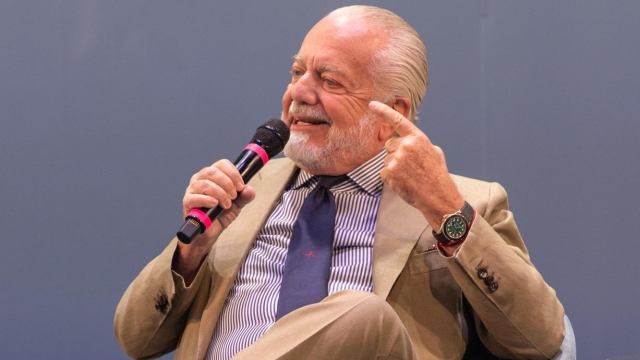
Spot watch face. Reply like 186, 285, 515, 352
445, 214, 468, 240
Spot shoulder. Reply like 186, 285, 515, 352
262, 156, 296, 172
253, 156, 298, 179
246, 156, 298, 190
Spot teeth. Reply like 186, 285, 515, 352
297, 120, 322, 126
291, 115, 331, 126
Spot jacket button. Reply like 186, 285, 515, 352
488, 281, 499, 293
477, 267, 488, 279
483, 275, 494, 286
155, 294, 169, 314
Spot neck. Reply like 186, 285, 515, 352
295, 146, 384, 176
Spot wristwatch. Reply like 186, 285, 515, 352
432, 201, 474, 245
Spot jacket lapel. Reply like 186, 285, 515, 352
192, 160, 429, 357
195, 158, 298, 359
373, 183, 430, 299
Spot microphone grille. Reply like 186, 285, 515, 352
251, 119, 290, 159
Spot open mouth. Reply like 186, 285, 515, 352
293, 118, 330, 126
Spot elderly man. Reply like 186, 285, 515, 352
115, 5, 566, 360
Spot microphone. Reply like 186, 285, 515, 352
176, 118, 290, 244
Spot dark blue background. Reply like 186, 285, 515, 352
1, 1, 638, 359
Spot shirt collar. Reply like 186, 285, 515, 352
289, 149, 386, 196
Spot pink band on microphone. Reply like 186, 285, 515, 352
188, 208, 213, 229
245, 143, 269, 164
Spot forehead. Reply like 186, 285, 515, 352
295, 16, 387, 78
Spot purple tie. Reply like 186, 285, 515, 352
275, 175, 349, 320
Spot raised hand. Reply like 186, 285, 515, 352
369, 101, 464, 232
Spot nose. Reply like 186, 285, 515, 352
289, 72, 318, 105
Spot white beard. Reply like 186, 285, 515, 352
284, 111, 377, 173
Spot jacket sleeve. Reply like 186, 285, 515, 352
444, 182, 565, 359
114, 238, 211, 359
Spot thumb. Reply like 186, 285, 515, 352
234, 185, 255, 209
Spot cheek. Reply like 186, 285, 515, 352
327, 98, 370, 126
282, 86, 293, 110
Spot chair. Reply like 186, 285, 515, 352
551, 314, 576, 360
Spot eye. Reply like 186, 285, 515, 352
323, 77, 340, 88
291, 68, 304, 79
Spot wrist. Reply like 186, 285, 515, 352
436, 209, 476, 256
432, 201, 475, 245
173, 242, 209, 285
422, 198, 466, 231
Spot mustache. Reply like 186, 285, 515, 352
289, 102, 332, 124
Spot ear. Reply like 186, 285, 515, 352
376, 97, 411, 142
377, 116, 395, 142
392, 97, 411, 118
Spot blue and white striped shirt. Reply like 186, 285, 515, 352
206, 151, 385, 360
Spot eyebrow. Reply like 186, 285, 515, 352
292, 55, 345, 76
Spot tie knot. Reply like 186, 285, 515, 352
316, 175, 349, 189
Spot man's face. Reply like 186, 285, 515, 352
282, 15, 389, 175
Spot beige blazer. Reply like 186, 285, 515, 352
115, 158, 565, 360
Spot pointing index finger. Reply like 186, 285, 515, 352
369, 101, 419, 137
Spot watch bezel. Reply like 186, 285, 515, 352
443, 213, 469, 241
432, 202, 474, 245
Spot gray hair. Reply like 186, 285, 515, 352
326, 6, 428, 123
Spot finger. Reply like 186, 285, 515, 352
191, 179, 234, 207
185, 167, 236, 214
213, 159, 245, 192
385, 137, 400, 153
183, 193, 219, 214
369, 101, 421, 137
195, 164, 238, 199
380, 167, 389, 184
234, 185, 256, 209
380, 167, 394, 187
208, 185, 256, 231
383, 153, 393, 168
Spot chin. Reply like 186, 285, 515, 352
284, 132, 334, 173
284, 113, 379, 173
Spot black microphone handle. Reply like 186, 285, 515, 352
176, 149, 265, 244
